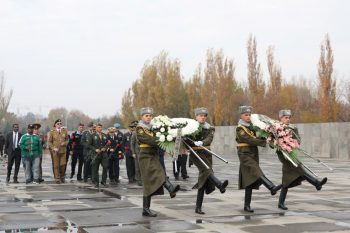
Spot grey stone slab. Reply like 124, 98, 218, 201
243, 222, 350, 233
141, 219, 202, 232
84, 224, 154, 233
0, 206, 35, 213
46, 198, 135, 211
60, 208, 170, 226
0, 213, 62, 230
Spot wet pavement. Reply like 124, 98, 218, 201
0, 151, 349, 233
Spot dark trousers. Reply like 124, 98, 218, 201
173, 154, 188, 178
83, 158, 92, 181
7, 149, 21, 179
0, 144, 4, 156
159, 152, 167, 176
92, 154, 109, 184
108, 156, 120, 181
125, 155, 135, 181
71, 149, 84, 178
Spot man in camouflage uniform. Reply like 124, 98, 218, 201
236, 106, 282, 213
276, 109, 327, 210
186, 107, 228, 215
82, 122, 95, 182
88, 123, 109, 188
136, 107, 180, 217
48, 119, 68, 184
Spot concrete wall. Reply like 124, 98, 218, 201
211, 122, 350, 160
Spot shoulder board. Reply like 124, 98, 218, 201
136, 126, 153, 137
237, 124, 256, 138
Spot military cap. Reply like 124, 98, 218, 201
33, 123, 41, 129
113, 123, 121, 128
28, 124, 35, 129
279, 109, 292, 118
108, 127, 115, 133
194, 107, 208, 116
140, 107, 154, 116
53, 119, 62, 126
239, 105, 253, 114
128, 120, 138, 128
87, 122, 94, 127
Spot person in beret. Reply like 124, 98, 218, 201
276, 109, 327, 210
48, 119, 68, 184
185, 107, 228, 215
19, 124, 42, 184
136, 107, 180, 217
236, 106, 282, 213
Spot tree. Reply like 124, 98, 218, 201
0, 72, 13, 122
186, 66, 203, 117
247, 35, 265, 113
67, 110, 92, 131
317, 34, 337, 122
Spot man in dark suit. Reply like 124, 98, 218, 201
5, 124, 22, 183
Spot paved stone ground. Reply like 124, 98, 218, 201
0, 151, 350, 233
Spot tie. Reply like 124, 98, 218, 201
13, 133, 17, 150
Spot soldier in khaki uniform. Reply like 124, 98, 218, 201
48, 119, 68, 184
276, 110, 327, 210
236, 106, 282, 212
186, 107, 228, 215
136, 107, 180, 217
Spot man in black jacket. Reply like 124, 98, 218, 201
5, 124, 22, 183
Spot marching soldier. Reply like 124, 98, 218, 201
69, 123, 85, 181
82, 122, 95, 182
276, 110, 327, 210
114, 123, 124, 163
136, 107, 180, 217
236, 106, 282, 213
130, 120, 143, 186
185, 107, 228, 215
106, 127, 120, 184
88, 123, 109, 188
48, 119, 68, 184
123, 123, 136, 183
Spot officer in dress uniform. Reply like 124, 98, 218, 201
276, 110, 327, 210
69, 123, 85, 181
82, 122, 95, 182
136, 107, 180, 217
48, 119, 68, 184
236, 106, 282, 212
106, 127, 120, 184
123, 123, 136, 183
185, 107, 228, 215
88, 123, 109, 188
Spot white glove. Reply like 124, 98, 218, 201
194, 141, 203, 147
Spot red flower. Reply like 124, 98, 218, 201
72, 142, 76, 146
70, 135, 75, 139
106, 140, 111, 146
124, 146, 129, 150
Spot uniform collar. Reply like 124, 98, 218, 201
238, 119, 251, 127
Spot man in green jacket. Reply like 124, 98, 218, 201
236, 106, 282, 213
19, 124, 43, 184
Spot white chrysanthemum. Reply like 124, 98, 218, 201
156, 132, 161, 137
251, 114, 267, 129
166, 135, 173, 141
168, 118, 200, 137
160, 127, 165, 132
159, 135, 165, 142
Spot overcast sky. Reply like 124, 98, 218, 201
0, 0, 349, 118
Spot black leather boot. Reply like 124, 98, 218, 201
244, 188, 254, 213
163, 178, 180, 198
302, 166, 327, 191
208, 174, 228, 193
195, 188, 205, 214
278, 187, 288, 210
13, 177, 19, 184
260, 175, 282, 195
142, 196, 157, 217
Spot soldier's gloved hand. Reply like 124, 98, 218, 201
109, 148, 114, 152
96, 149, 101, 153
132, 154, 136, 159
53, 148, 59, 152
69, 151, 73, 155
194, 141, 203, 146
